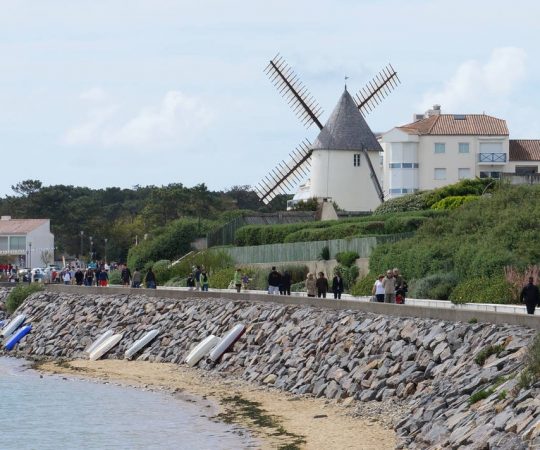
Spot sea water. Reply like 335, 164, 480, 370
0, 357, 257, 450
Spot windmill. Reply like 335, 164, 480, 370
255, 54, 400, 211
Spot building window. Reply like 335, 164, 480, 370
353, 154, 361, 167
9, 236, 26, 251
458, 168, 471, 179
0, 236, 8, 251
389, 162, 419, 169
389, 188, 420, 194
434, 143, 445, 154
480, 171, 501, 179
515, 166, 538, 175
434, 168, 446, 180
459, 143, 470, 153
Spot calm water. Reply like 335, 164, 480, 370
0, 357, 257, 450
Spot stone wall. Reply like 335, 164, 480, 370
4, 291, 540, 449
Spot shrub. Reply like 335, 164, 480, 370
430, 195, 479, 210
108, 270, 122, 285
374, 192, 430, 214
335, 251, 359, 267
475, 344, 505, 365
518, 333, 540, 389
152, 259, 172, 284
319, 246, 330, 261
383, 216, 429, 234
334, 264, 359, 291
163, 276, 187, 287
6, 284, 44, 314
408, 273, 458, 300
350, 272, 379, 296
210, 267, 236, 289
468, 388, 494, 405
450, 276, 514, 304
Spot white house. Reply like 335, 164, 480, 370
0, 216, 54, 267
290, 88, 383, 211
380, 105, 540, 198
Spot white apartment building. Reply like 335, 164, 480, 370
380, 105, 540, 198
0, 216, 54, 267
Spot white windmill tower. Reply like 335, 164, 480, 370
255, 55, 400, 212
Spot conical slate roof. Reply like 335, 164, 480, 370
311, 89, 382, 152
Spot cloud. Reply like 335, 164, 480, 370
419, 47, 527, 112
63, 90, 214, 149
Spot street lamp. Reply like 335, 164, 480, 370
89, 236, 93, 261
80, 231, 84, 260
104, 238, 108, 263
28, 241, 32, 269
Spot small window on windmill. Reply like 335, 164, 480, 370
353, 154, 361, 167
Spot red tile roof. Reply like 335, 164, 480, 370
0, 218, 48, 234
398, 114, 508, 136
509, 139, 540, 161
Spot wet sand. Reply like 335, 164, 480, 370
38, 359, 396, 450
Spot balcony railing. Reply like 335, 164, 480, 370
478, 152, 507, 163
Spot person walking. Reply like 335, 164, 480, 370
233, 268, 242, 293
316, 272, 329, 298
121, 265, 132, 287
98, 269, 109, 287
382, 270, 395, 303
200, 269, 209, 291
84, 268, 94, 287
62, 270, 71, 285
132, 268, 142, 288
393, 268, 407, 304
520, 277, 540, 315
74, 268, 84, 286
306, 273, 317, 297
267, 266, 281, 295
280, 270, 292, 295
145, 267, 157, 289
332, 271, 344, 299
194, 266, 202, 291
372, 274, 385, 302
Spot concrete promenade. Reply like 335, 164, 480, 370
44, 284, 540, 330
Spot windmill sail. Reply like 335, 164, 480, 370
265, 55, 324, 130
354, 64, 400, 117
255, 140, 312, 204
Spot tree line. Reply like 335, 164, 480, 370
0, 180, 288, 263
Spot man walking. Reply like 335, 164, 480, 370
520, 277, 540, 315
267, 267, 281, 295
382, 270, 395, 303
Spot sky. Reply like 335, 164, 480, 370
1, 0, 540, 197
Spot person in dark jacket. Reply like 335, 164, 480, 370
279, 270, 292, 295
268, 267, 281, 295
520, 277, 540, 315
332, 272, 344, 299
145, 267, 157, 289
316, 272, 329, 298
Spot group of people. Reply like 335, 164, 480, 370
265, 266, 345, 299
372, 268, 407, 304
305, 271, 344, 299
186, 265, 209, 291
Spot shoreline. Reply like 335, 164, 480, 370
36, 358, 397, 450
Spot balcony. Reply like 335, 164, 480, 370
478, 153, 507, 164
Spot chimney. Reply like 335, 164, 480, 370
426, 104, 441, 117
1, 216, 11, 221
413, 113, 425, 121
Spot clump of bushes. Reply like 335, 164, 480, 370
450, 277, 514, 304
108, 270, 122, 285
519, 333, 540, 388
430, 195, 478, 210
350, 272, 378, 296
408, 273, 458, 300
474, 344, 506, 365
6, 284, 44, 314
335, 251, 359, 267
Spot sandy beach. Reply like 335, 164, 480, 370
37, 359, 396, 450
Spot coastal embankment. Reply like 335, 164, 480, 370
3, 288, 540, 448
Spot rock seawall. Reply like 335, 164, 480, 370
4, 291, 540, 449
